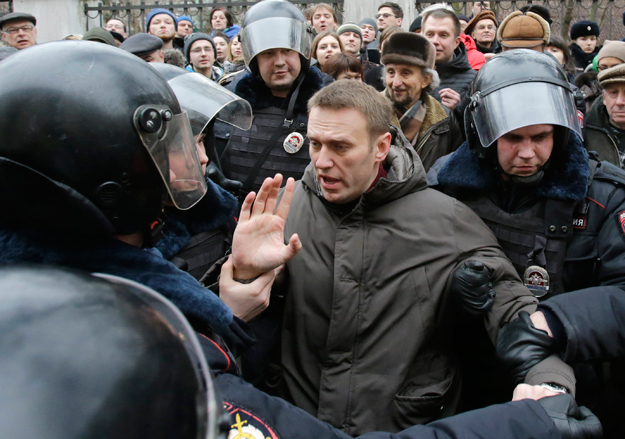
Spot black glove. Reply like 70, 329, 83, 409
538, 394, 602, 439
207, 162, 244, 193
451, 260, 495, 316
496, 311, 556, 384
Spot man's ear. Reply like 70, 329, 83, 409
454, 35, 461, 50
375, 132, 392, 162
397, 18, 403, 27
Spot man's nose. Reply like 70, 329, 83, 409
518, 142, 536, 159
314, 146, 333, 168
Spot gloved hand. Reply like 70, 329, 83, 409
496, 311, 557, 384
207, 162, 244, 193
451, 260, 495, 316
538, 394, 602, 439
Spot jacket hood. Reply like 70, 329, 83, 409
233, 66, 323, 112
432, 132, 590, 202
301, 125, 428, 207
437, 42, 472, 75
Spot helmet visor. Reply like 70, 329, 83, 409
471, 82, 582, 148
92, 273, 217, 439
167, 72, 253, 135
135, 106, 207, 210
241, 17, 312, 65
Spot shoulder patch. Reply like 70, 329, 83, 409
223, 401, 281, 439
617, 210, 625, 240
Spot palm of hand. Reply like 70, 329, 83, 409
232, 214, 288, 273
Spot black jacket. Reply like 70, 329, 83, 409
584, 97, 624, 168
431, 43, 477, 102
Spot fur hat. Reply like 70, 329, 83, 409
519, 5, 552, 25
465, 10, 498, 36
570, 20, 599, 40
380, 32, 436, 69
497, 11, 549, 49
597, 40, 625, 63
598, 63, 625, 86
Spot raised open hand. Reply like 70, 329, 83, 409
231, 174, 302, 280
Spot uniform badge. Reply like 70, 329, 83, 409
524, 265, 550, 297
223, 402, 280, 439
616, 210, 625, 239
283, 132, 304, 154
577, 110, 584, 129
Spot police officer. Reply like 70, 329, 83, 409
0, 265, 602, 439
215, 0, 323, 197
428, 49, 625, 435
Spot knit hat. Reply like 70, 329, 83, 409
358, 18, 378, 36
598, 63, 625, 86
82, 27, 117, 46
497, 11, 549, 49
570, 20, 599, 40
409, 16, 422, 33
184, 33, 216, 61
146, 8, 178, 32
465, 10, 498, 36
337, 22, 363, 40
597, 40, 625, 63
381, 32, 436, 69
120, 33, 163, 57
178, 15, 193, 26
519, 5, 552, 25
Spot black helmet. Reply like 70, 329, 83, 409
240, 0, 313, 75
0, 265, 227, 439
0, 41, 207, 237
465, 49, 582, 163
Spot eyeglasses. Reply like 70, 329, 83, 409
2, 24, 35, 34
376, 13, 396, 19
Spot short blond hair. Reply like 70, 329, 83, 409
308, 80, 392, 139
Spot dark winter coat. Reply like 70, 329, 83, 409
280, 127, 545, 435
584, 96, 624, 168
569, 43, 601, 74
430, 43, 477, 102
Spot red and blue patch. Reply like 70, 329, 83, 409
617, 210, 625, 240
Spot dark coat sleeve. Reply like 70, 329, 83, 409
539, 287, 625, 363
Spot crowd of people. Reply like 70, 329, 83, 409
1, 1, 624, 438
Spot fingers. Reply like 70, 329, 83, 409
276, 177, 296, 220
251, 174, 284, 217
220, 255, 235, 281
281, 233, 302, 263
238, 191, 256, 223
264, 173, 283, 214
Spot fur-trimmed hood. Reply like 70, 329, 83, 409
233, 66, 324, 113
156, 179, 237, 260
430, 133, 590, 202
0, 224, 234, 335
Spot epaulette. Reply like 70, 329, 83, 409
593, 160, 625, 186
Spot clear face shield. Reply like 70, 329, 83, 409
241, 16, 312, 65
166, 72, 253, 136
93, 273, 222, 439
469, 81, 582, 148
134, 105, 207, 210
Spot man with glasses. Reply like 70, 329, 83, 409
184, 33, 223, 82
0, 12, 37, 50
376, 2, 403, 33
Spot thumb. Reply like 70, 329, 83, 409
282, 233, 302, 262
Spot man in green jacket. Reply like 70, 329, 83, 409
229, 80, 575, 436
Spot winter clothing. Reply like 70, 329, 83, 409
120, 32, 163, 58
598, 61, 625, 86
337, 22, 363, 40
358, 18, 378, 36
464, 10, 498, 37
570, 42, 600, 71
82, 27, 117, 46
211, 24, 241, 40
183, 32, 216, 61
460, 34, 486, 70
387, 91, 463, 171
570, 20, 600, 41
497, 11, 549, 49
597, 40, 625, 65
430, 43, 477, 102
381, 32, 436, 69
409, 16, 422, 33
216, 67, 323, 192
146, 8, 177, 31
279, 126, 547, 435
584, 97, 625, 168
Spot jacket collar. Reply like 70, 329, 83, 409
435, 133, 590, 202
436, 42, 472, 76
234, 66, 324, 112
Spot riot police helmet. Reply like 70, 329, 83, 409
465, 49, 582, 164
240, 0, 313, 75
0, 41, 207, 237
0, 265, 227, 439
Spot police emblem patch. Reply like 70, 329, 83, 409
524, 265, 550, 297
617, 210, 625, 239
224, 402, 280, 439
283, 132, 304, 154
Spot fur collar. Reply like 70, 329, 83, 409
156, 179, 237, 260
234, 66, 323, 113
0, 224, 234, 334
435, 133, 590, 202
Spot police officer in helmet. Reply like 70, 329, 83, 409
429, 49, 625, 435
216, 0, 323, 198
